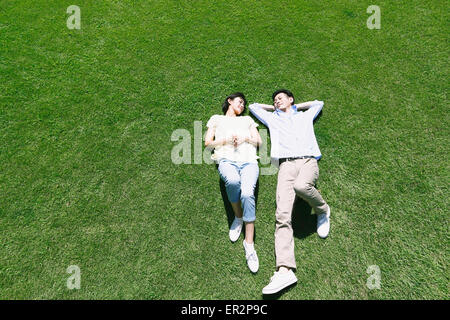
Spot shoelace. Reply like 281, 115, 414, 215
269, 271, 279, 283
246, 250, 257, 261
318, 214, 328, 224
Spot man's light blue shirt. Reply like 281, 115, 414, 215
249, 101, 324, 166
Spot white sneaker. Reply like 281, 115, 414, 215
317, 206, 331, 238
262, 270, 297, 295
243, 240, 259, 273
229, 217, 243, 242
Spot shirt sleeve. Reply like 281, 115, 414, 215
249, 103, 272, 127
206, 115, 217, 128
305, 100, 324, 120
247, 116, 259, 129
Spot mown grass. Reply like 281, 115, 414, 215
0, 0, 448, 299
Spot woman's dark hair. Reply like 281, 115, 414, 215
222, 92, 247, 115
272, 89, 295, 105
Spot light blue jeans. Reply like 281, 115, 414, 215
218, 159, 259, 222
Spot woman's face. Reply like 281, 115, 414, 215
228, 97, 245, 115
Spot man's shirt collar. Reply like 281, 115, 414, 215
275, 105, 297, 115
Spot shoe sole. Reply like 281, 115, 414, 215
317, 207, 331, 239
229, 235, 241, 242
229, 230, 242, 242
317, 225, 330, 238
262, 278, 297, 295
318, 232, 329, 239
229, 223, 243, 242
243, 241, 259, 273
249, 266, 259, 273
247, 256, 259, 273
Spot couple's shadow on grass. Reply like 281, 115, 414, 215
219, 178, 316, 299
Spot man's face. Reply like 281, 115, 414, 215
273, 93, 294, 112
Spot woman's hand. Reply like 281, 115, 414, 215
233, 135, 247, 147
247, 127, 262, 147
223, 136, 234, 146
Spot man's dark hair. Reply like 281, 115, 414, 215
222, 92, 247, 115
272, 89, 295, 105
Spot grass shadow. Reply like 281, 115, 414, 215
292, 197, 316, 240
219, 177, 236, 228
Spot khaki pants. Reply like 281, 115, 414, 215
275, 158, 328, 270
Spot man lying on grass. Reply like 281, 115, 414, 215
249, 89, 331, 295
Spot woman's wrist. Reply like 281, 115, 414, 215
246, 137, 256, 146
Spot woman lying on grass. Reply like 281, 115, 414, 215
205, 92, 262, 273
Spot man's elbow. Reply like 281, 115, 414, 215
248, 103, 259, 112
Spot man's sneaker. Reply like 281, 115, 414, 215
243, 240, 259, 273
317, 206, 331, 239
262, 270, 297, 295
229, 217, 243, 242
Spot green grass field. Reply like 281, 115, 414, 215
1, 0, 448, 299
